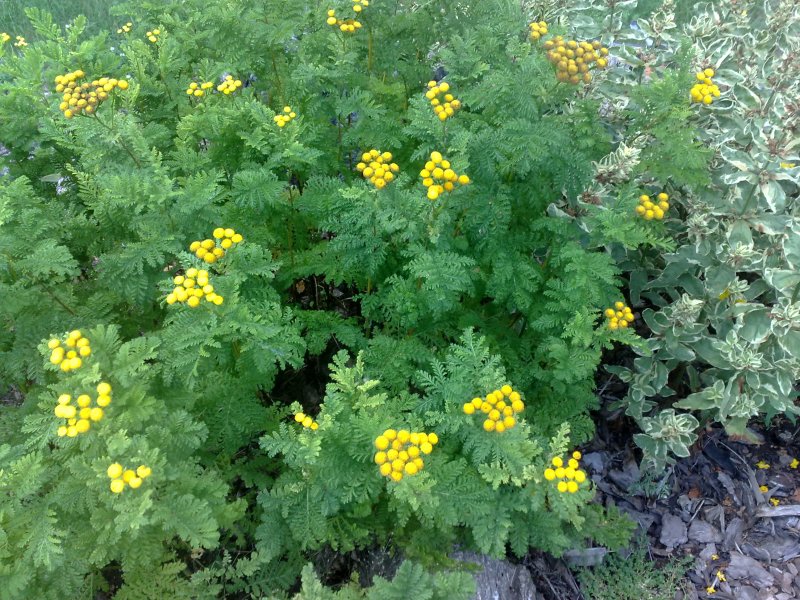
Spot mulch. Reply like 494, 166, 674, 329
524, 389, 800, 600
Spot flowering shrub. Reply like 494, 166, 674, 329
0, 0, 719, 596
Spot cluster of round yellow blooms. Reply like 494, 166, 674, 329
48, 330, 91, 372
543, 37, 609, 84
352, 0, 369, 13
425, 81, 461, 122
690, 68, 720, 105
604, 301, 634, 330
189, 227, 243, 264
293, 412, 320, 430
55, 71, 129, 119
107, 462, 152, 493
326, 9, 362, 32
463, 385, 525, 433
635, 192, 669, 220
186, 81, 214, 97
355, 149, 400, 189
146, 28, 161, 43
166, 268, 223, 307
420, 151, 470, 201
543, 451, 587, 493
529, 20, 548, 41
217, 75, 243, 95
374, 429, 438, 482
14, 36, 27, 48
116, 22, 132, 34
274, 106, 297, 127
54, 382, 112, 438
1, 33, 10, 45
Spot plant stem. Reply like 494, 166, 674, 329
91, 113, 142, 168
42, 284, 78, 316
367, 26, 374, 74
287, 185, 295, 267
271, 51, 283, 102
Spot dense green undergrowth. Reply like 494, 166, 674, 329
0, 0, 798, 597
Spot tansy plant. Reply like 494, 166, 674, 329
0, 0, 660, 596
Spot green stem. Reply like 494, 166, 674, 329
271, 51, 283, 102
791, 281, 800, 304
287, 185, 295, 267
608, 0, 617, 34
91, 113, 142, 168
367, 26, 374, 74
4, 254, 77, 315
337, 116, 343, 166
738, 182, 760, 216
42, 285, 77, 316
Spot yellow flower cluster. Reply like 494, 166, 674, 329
543, 37, 609, 84
462, 385, 525, 433
48, 330, 91, 372
274, 106, 297, 127
55, 70, 129, 119
189, 227, 243, 264
543, 451, 587, 493
55, 382, 112, 437
107, 462, 152, 493
352, 0, 369, 13
217, 75, 243, 95
374, 429, 438, 482
604, 301, 633, 330
14, 36, 27, 48
425, 81, 461, 122
635, 192, 669, 220
326, 9, 362, 32
293, 412, 320, 430
529, 20, 548, 41
116, 22, 132, 34
420, 151, 470, 201
356, 149, 400, 189
690, 69, 720, 105
186, 81, 214, 97
146, 28, 161, 43
1, 33, 10, 44
166, 268, 223, 307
